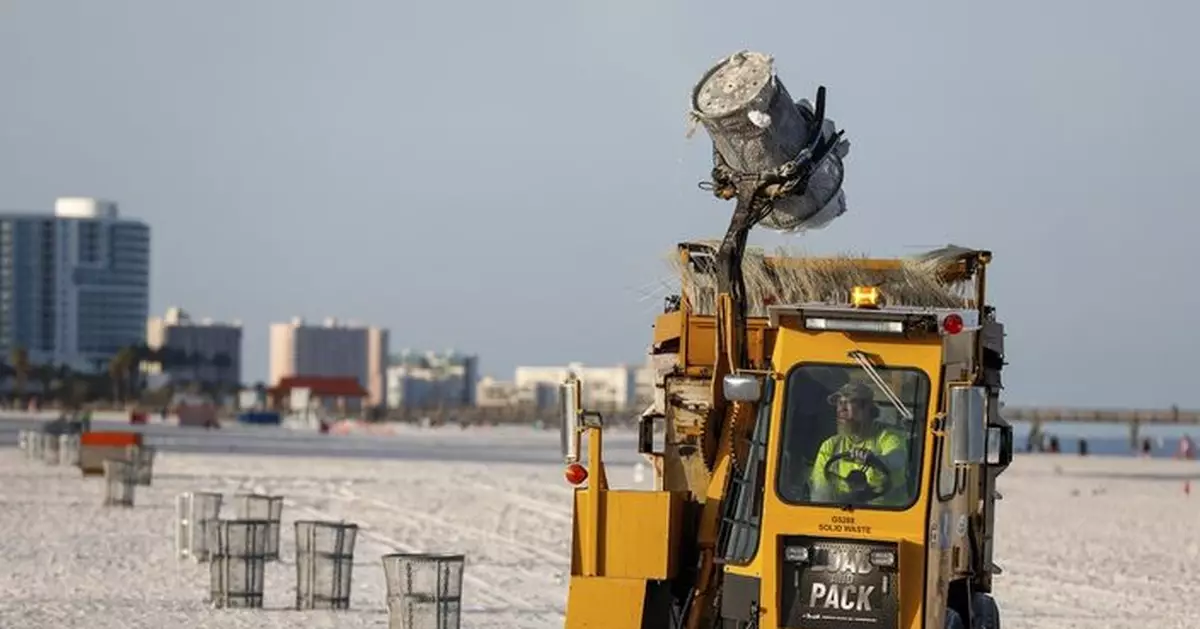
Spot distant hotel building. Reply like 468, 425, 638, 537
486, 360, 657, 411
385, 349, 478, 409
268, 317, 389, 408
145, 306, 243, 389
0, 197, 150, 371
515, 362, 645, 410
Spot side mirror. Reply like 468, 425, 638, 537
723, 373, 763, 403
985, 424, 1013, 466
560, 376, 582, 463
947, 385, 987, 466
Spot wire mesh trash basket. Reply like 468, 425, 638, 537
42, 432, 61, 464
382, 553, 465, 629
26, 430, 44, 461
234, 494, 284, 561
209, 519, 271, 609
295, 520, 358, 610
17, 429, 30, 453
125, 445, 157, 486
58, 434, 81, 466
103, 460, 136, 507
176, 492, 225, 561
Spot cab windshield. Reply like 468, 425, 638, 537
776, 363, 931, 511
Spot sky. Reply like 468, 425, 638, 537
1, 0, 1198, 408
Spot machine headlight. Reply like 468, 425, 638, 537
784, 546, 810, 562
869, 550, 896, 567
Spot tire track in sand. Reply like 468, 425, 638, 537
325, 487, 568, 592
466, 478, 573, 525
334, 486, 567, 564
323, 485, 569, 623
282, 496, 539, 613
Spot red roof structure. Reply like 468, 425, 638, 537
269, 376, 368, 398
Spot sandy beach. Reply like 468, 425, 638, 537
0, 428, 1195, 629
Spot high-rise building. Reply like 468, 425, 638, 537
145, 306, 243, 389
268, 317, 389, 408
367, 327, 389, 411
0, 197, 150, 371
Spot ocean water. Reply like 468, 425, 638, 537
0, 413, 1194, 460
1010, 420, 1198, 457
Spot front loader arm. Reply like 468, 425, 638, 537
684, 87, 844, 629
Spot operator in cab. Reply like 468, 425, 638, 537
808, 381, 908, 506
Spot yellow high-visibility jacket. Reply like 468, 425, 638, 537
808, 427, 908, 506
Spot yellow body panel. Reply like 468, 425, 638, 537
652, 311, 776, 374
564, 577, 654, 629
570, 489, 686, 580
568, 244, 999, 628
727, 325, 945, 629
602, 243, 1003, 628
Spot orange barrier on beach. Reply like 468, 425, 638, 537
80, 431, 142, 447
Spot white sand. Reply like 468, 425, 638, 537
0, 428, 1196, 629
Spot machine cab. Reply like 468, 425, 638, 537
715, 294, 1009, 629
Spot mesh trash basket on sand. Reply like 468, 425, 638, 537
17, 429, 31, 453
42, 432, 61, 464
382, 553, 465, 629
126, 445, 157, 486
209, 519, 271, 609
234, 494, 284, 561
25, 430, 44, 461
295, 520, 358, 610
103, 460, 136, 507
58, 434, 81, 466
176, 492, 224, 561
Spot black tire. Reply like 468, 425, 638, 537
972, 593, 1001, 629
945, 608, 967, 629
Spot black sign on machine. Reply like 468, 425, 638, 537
779, 537, 900, 629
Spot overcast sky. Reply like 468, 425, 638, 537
2, 1, 1198, 407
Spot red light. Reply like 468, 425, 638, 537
565, 463, 588, 485
942, 313, 964, 335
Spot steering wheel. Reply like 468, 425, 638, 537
822, 449, 894, 502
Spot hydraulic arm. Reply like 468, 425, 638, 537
684, 85, 847, 629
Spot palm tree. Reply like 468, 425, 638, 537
126, 343, 150, 400
0, 361, 12, 405
32, 363, 55, 402
55, 364, 80, 410
108, 346, 136, 404
10, 346, 28, 405
159, 347, 187, 385
254, 381, 268, 409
